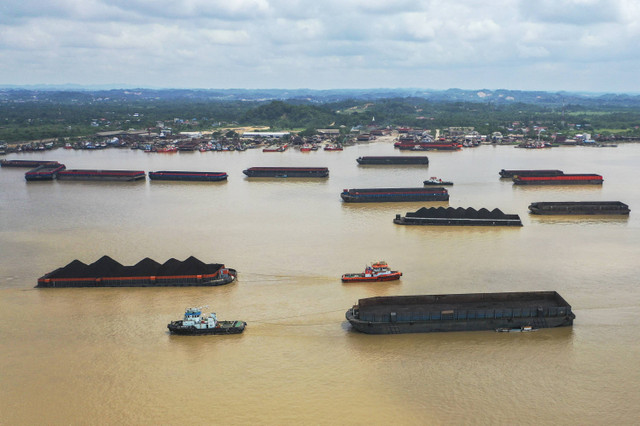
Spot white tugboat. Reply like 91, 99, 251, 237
167, 306, 246, 335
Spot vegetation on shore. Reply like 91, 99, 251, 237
1, 89, 640, 144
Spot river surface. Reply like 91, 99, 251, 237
1, 138, 639, 425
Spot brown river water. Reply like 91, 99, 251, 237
1, 138, 639, 425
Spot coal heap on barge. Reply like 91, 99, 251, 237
346, 291, 575, 334
394, 207, 522, 226
37, 256, 236, 288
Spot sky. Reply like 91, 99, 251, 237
1, 0, 639, 92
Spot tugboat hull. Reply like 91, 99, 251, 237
168, 320, 246, 335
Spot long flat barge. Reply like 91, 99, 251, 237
37, 256, 236, 288
1, 159, 59, 168
528, 201, 630, 215
499, 169, 564, 178
395, 142, 461, 151
25, 163, 66, 181
513, 174, 603, 185
57, 169, 146, 181
356, 156, 429, 165
394, 207, 522, 226
341, 187, 449, 202
346, 291, 575, 334
243, 167, 329, 178
148, 171, 228, 182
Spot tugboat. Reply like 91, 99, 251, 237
167, 306, 246, 335
424, 177, 453, 186
341, 261, 402, 283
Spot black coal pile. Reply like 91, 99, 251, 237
45, 256, 223, 279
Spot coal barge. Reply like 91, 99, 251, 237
57, 169, 146, 181
243, 167, 329, 178
394, 207, 522, 226
149, 171, 228, 182
37, 256, 236, 288
528, 201, 630, 215
345, 291, 575, 334
25, 163, 66, 181
341, 187, 449, 203
499, 169, 564, 178
513, 174, 603, 185
356, 156, 429, 165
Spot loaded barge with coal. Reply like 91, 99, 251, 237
356, 156, 429, 165
345, 291, 575, 334
513, 174, 603, 185
57, 169, 146, 181
149, 171, 228, 182
528, 201, 630, 215
394, 207, 522, 226
25, 162, 66, 181
243, 167, 329, 178
499, 169, 564, 178
341, 187, 449, 203
37, 256, 236, 288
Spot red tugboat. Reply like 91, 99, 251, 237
341, 261, 402, 283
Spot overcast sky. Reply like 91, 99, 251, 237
1, 0, 639, 92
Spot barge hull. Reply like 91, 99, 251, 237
149, 171, 228, 182
346, 291, 575, 334
528, 201, 630, 215
357, 156, 429, 165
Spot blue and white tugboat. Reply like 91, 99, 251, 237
167, 306, 246, 335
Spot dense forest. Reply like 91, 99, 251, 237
1, 88, 640, 143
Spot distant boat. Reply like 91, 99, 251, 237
341, 261, 402, 283
424, 177, 453, 186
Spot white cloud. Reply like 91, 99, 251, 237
0, 0, 639, 91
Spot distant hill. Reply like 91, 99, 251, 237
2, 87, 640, 107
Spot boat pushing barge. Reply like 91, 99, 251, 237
345, 291, 575, 334
37, 256, 236, 288
341, 187, 449, 203
528, 201, 630, 215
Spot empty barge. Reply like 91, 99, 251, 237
242, 167, 329, 178
513, 174, 603, 185
148, 171, 228, 182
345, 291, 575, 334
1, 159, 60, 168
37, 256, 236, 288
528, 201, 630, 215
356, 156, 429, 165
341, 187, 449, 203
25, 163, 66, 181
394, 207, 522, 226
499, 169, 564, 178
57, 169, 146, 181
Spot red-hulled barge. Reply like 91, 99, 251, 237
513, 174, 603, 185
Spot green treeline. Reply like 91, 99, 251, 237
2, 96, 640, 143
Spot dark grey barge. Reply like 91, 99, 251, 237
37, 256, 236, 288
243, 167, 329, 178
1, 159, 60, 168
57, 169, 146, 181
394, 207, 522, 226
528, 201, 630, 215
346, 291, 575, 334
25, 163, 66, 181
356, 156, 429, 165
499, 169, 564, 178
148, 171, 228, 182
341, 187, 449, 202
